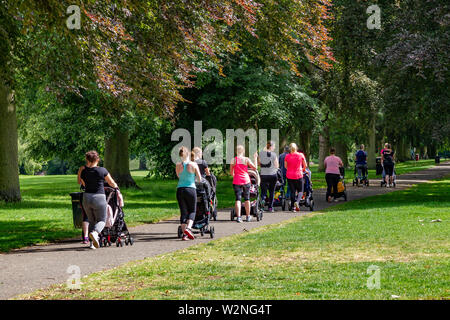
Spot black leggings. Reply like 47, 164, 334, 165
261, 174, 277, 209
177, 187, 197, 224
325, 173, 340, 199
287, 178, 303, 205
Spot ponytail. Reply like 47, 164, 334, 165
190, 151, 195, 162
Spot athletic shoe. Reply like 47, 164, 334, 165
246, 215, 252, 222
237, 217, 243, 223
294, 201, 300, 211
334, 199, 339, 202
184, 228, 195, 240
89, 231, 100, 248
89, 242, 96, 250
268, 207, 274, 213
182, 235, 190, 241
82, 237, 89, 244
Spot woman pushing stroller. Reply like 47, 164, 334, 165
176, 146, 202, 240
257, 140, 279, 213
230, 145, 258, 222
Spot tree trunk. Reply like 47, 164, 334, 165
104, 127, 137, 188
138, 156, 147, 170
318, 127, 330, 172
367, 111, 377, 170
0, 81, 21, 202
335, 141, 348, 168
298, 130, 311, 164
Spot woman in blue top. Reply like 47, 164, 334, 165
176, 146, 202, 240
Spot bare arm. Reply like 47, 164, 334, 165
247, 157, 257, 171
105, 174, 118, 189
176, 163, 183, 177
274, 157, 279, 169
77, 166, 85, 185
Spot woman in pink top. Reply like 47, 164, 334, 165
230, 145, 257, 223
324, 147, 344, 202
284, 143, 308, 212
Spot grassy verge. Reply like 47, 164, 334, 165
0, 159, 438, 252
19, 177, 450, 300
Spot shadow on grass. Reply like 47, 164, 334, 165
326, 180, 450, 212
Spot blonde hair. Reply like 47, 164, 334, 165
236, 145, 245, 156
179, 146, 195, 162
289, 143, 298, 153
192, 147, 202, 159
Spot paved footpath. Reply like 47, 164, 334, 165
1, 162, 449, 299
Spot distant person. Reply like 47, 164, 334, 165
284, 143, 308, 212
381, 143, 395, 187
230, 145, 257, 222
257, 141, 279, 213
279, 145, 291, 198
324, 147, 343, 202
176, 146, 202, 240
355, 144, 368, 183
79, 151, 119, 249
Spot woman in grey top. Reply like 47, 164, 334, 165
257, 141, 279, 212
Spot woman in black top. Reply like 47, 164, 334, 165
79, 150, 118, 249
381, 144, 395, 188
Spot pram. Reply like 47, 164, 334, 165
230, 169, 263, 221
177, 182, 216, 239
326, 167, 348, 201
380, 167, 396, 187
205, 174, 218, 221
353, 164, 369, 187
262, 169, 287, 211
288, 168, 315, 211
99, 187, 133, 247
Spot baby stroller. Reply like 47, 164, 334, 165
263, 169, 287, 211
353, 164, 369, 187
288, 168, 315, 211
99, 187, 134, 247
205, 174, 218, 221
230, 169, 263, 221
380, 167, 396, 187
177, 182, 215, 239
326, 167, 347, 201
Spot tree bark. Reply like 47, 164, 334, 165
138, 156, 147, 170
299, 130, 311, 164
367, 111, 377, 170
318, 127, 330, 172
104, 127, 137, 188
0, 81, 21, 202
335, 141, 348, 168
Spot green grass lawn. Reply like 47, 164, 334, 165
0, 160, 437, 252
19, 176, 450, 300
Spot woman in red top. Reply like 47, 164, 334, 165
230, 145, 257, 223
284, 143, 308, 212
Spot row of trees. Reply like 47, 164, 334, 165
1, 1, 448, 202
1, 0, 335, 201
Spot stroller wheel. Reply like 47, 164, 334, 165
200, 228, 204, 237
309, 200, 314, 211
125, 239, 129, 246
343, 192, 348, 201
210, 226, 215, 238
129, 237, 134, 246
177, 226, 183, 238
282, 199, 286, 211
230, 209, 235, 221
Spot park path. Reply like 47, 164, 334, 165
1, 162, 449, 299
